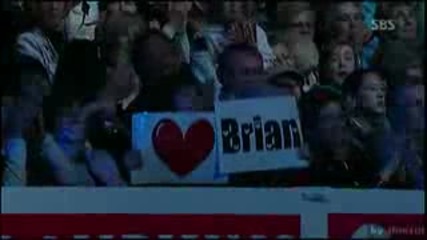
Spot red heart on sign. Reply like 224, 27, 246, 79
152, 119, 215, 177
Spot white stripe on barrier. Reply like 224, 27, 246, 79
2, 188, 423, 214
73, 235, 90, 239
276, 235, 294, 239
158, 235, 174, 239
181, 235, 198, 239
98, 235, 114, 239
250, 235, 267, 239
227, 235, 241, 239
204, 235, 221, 239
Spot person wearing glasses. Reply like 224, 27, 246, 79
275, 2, 316, 43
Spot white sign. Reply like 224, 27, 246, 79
131, 112, 227, 184
215, 96, 307, 173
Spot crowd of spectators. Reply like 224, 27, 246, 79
1, 1, 424, 189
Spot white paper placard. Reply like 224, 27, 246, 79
131, 112, 227, 184
215, 96, 308, 173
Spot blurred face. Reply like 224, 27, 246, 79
223, 1, 246, 22
390, 5, 417, 40
357, 72, 387, 114
33, 2, 67, 31
331, 2, 365, 43
316, 102, 349, 160
107, 1, 137, 15
103, 13, 144, 67
326, 44, 356, 86
225, 51, 264, 93
287, 10, 315, 40
406, 64, 423, 83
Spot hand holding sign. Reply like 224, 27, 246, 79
215, 96, 307, 173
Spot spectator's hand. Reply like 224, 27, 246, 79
302, 69, 319, 93
228, 21, 257, 46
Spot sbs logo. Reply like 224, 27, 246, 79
371, 20, 396, 31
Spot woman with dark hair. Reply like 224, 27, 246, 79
302, 85, 373, 187
342, 69, 424, 189
302, 83, 383, 187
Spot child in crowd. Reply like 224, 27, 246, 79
320, 41, 356, 87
